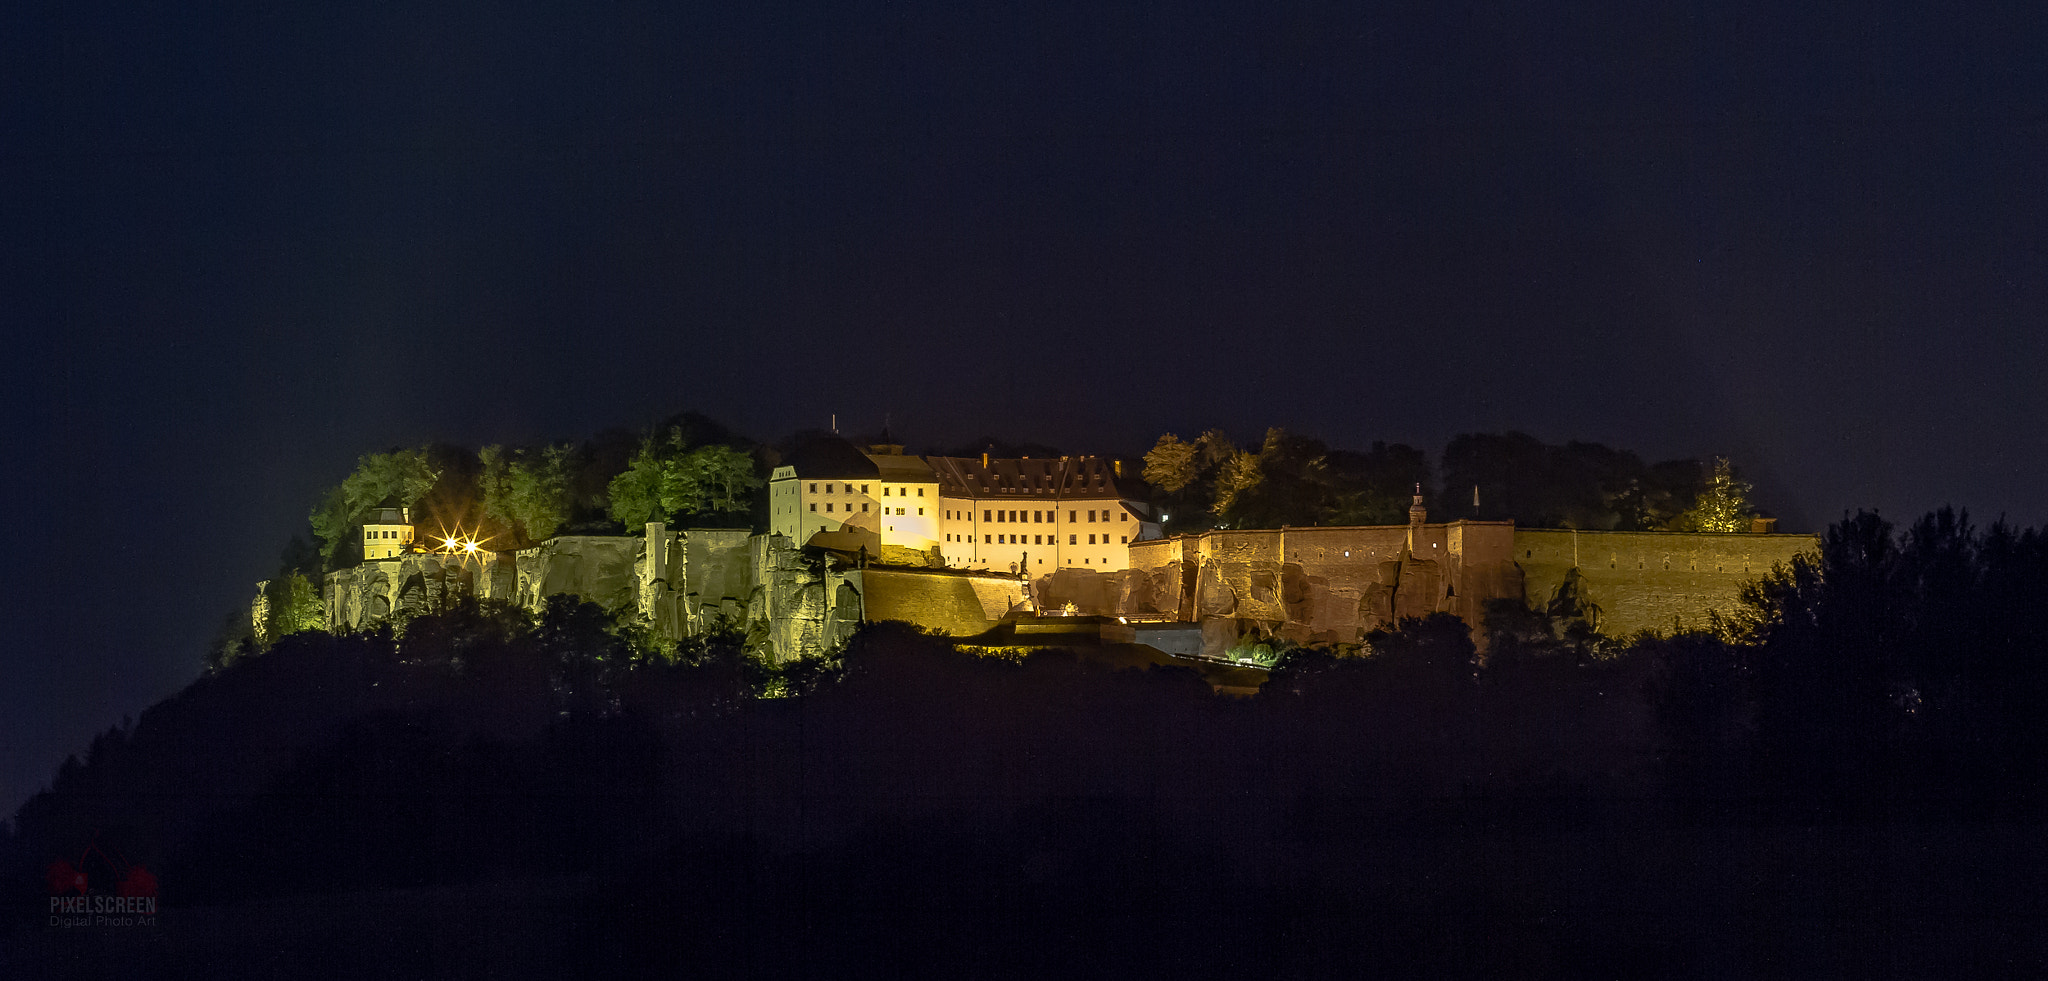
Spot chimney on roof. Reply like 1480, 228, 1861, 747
1113, 460, 1123, 478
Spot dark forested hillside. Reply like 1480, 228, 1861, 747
8, 509, 2048, 976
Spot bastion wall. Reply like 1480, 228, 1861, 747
1117, 522, 1817, 656
314, 527, 1030, 662
1513, 529, 1816, 635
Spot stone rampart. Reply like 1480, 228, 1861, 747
1125, 521, 1817, 655
1512, 529, 1816, 635
862, 567, 1031, 637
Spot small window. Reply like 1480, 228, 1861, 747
917, 508, 924, 516
1119, 512, 1127, 521
826, 484, 834, 494
1069, 534, 1077, 545
809, 503, 817, 512
862, 484, 870, 493
1069, 510, 1078, 522
1121, 536, 1128, 543
809, 483, 817, 493
917, 488, 924, 496
897, 508, 905, 516
984, 535, 991, 544
825, 503, 833, 513
1088, 534, 1096, 544
984, 510, 992, 522
862, 503, 870, 512
883, 487, 891, 496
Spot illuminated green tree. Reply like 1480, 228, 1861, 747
607, 436, 670, 528
664, 444, 761, 520
259, 571, 327, 644
1681, 457, 1754, 533
608, 430, 762, 529
308, 448, 440, 568
1143, 434, 1200, 494
481, 444, 574, 544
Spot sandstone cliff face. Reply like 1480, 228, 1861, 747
323, 553, 490, 631
516, 536, 638, 613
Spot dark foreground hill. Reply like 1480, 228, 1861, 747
7, 509, 2048, 977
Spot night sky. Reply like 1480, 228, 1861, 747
5, 0, 2045, 813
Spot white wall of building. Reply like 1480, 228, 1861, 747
769, 466, 938, 550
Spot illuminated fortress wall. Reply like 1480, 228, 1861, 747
318, 527, 1030, 662
1123, 522, 1523, 649
1122, 523, 1817, 655
1512, 529, 1816, 635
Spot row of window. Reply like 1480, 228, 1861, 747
366, 529, 406, 539
810, 503, 922, 515
952, 509, 1128, 524
945, 533, 1129, 546
805, 482, 926, 497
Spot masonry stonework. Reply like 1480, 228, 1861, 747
1512, 528, 1815, 636
1121, 522, 1817, 656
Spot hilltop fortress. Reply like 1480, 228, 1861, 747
274, 436, 1816, 664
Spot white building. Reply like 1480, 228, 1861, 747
768, 437, 940, 554
361, 506, 415, 560
930, 454, 1160, 573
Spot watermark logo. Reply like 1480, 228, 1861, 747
45, 842, 160, 929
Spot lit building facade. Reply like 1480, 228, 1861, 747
361, 506, 415, 560
931, 454, 1160, 573
768, 437, 940, 552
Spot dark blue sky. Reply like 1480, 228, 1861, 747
5, 0, 2046, 812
